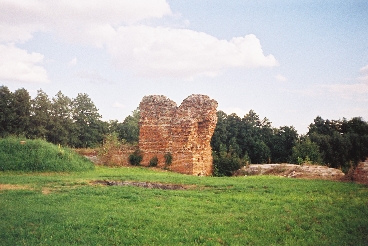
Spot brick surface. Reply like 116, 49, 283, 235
139, 94, 218, 175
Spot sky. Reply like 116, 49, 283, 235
1, 0, 368, 134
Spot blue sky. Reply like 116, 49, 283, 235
1, 0, 367, 134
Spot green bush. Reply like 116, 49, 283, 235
149, 156, 158, 167
213, 151, 243, 176
290, 137, 323, 165
129, 150, 143, 166
98, 133, 123, 166
0, 137, 94, 172
164, 152, 173, 167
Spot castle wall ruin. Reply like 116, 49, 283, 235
139, 94, 218, 175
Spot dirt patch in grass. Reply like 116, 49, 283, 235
0, 184, 30, 191
91, 180, 190, 190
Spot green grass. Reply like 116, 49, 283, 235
0, 137, 94, 172
1, 166, 368, 245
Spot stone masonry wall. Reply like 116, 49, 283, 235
139, 94, 218, 175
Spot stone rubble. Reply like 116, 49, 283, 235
235, 164, 345, 180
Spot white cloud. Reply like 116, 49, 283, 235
68, 57, 77, 66
0, 43, 49, 83
308, 65, 368, 101
0, 0, 278, 79
360, 64, 368, 74
221, 107, 248, 118
275, 74, 287, 82
74, 69, 109, 84
358, 64, 368, 83
113, 102, 126, 109
0, 0, 172, 44
321, 83, 368, 98
108, 26, 278, 78
0, 23, 41, 43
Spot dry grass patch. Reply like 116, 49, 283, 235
0, 184, 30, 191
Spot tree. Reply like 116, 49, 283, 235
28, 89, 52, 139
48, 91, 74, 146
270, 126, 298, 163
307, 116, 368, 171
249, 140, 271, 164
290, 136, 323, 164
342, 117, 368, 165
71, 93, 106, 148
211, 111, 228, 153
211, 109, 297, 165
11, 88, 31, 136
118, 109, 140, 144
0, 86, 14, 137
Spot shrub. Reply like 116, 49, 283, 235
290, 137, 323, 165
98, 133, 123, 166
212, 151, 243, 176
0, 137, 94, 172
164, 152, 173, 168
129, 150, 143, 166
149, 156, 158, 167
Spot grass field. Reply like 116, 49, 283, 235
1, 166, 368, 245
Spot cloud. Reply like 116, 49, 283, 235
360, 64, 368, 74
358, 64, 368, 83
275, 74, 287, 82
74, 69, 109, 84
0, 0, 278, 79
108, 26, 278, 78
0, 0, 172, 44
68, 57, 77, 66
321, 83, 368, 100
0, 43, 49, 83
221, 107, 248, 118
113, 102, 126, 109
322, 64, 368, 101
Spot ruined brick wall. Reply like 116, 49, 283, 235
139, 94, 218, 175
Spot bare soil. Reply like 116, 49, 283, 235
91, 180, 189, 190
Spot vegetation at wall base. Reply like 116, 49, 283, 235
164, 152, 173, 167
0, 137, 94, 172
149, 156, 158, 167
128, 150, 143, 166
0, 167, 367, 245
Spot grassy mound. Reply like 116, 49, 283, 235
0, 137, 94, 172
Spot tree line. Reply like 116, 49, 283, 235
211, 111, 368, 175
1, 86, 368, 175
0, 86, 138, 148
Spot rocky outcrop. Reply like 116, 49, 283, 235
139, 94, 218, 175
